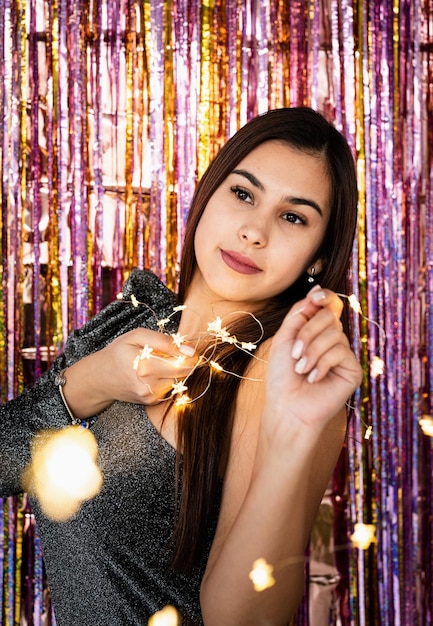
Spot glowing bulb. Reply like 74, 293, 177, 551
249, 558, 276, 592
23, 426, 103, 521
157, 318, 171, 330
140, 345, 154, 360
207, 317, 223, 333
348, 294, 362, 314
210, 360, 223, 372
364, 425, 373, 440
175, 395, 191, 407
370, 356, 384, 378
171, 333, 187, 348
131, 294, 139, 307
350, 523, 375, 549
241, 341, 257, 351
419, 415, 433, 437
147, 605, 180, 626
171, 381, 188, 396
173, 355, 186, 367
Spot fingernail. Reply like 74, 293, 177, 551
295, 357, 307, 374
307, 368, 318, 383
179, 343, 196, 356
291, 339, 304, 360
310, 289, 326, 303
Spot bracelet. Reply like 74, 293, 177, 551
54, 369, 85, 427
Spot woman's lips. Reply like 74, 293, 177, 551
220, 249, 262, 275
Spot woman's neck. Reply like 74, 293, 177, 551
179, 272, 263, 339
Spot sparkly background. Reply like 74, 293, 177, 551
0, 1, 432, 624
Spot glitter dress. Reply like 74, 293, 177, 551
0, 270, 221, 625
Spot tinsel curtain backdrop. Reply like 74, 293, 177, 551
0, 0, 432, 624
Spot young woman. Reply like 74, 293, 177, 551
0, 107, 362, 625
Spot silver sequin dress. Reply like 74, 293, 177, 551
0, 270, 221, 625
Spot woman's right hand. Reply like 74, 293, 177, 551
62, 328, 198, 419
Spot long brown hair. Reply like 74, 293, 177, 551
170, 107, 358, 571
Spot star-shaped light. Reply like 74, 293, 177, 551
350, 523, 376, 549
171, 332, 187, 348
364, 425, 373, 440
370, 356, 384, 378
157, 317, 171, 330
249, 558, 276, 592
140, 344, 154, 360
171, 380, 188, 396
175, 395, 191, 407
241, 341, 257, 351
207, 316, 223, 333
348, 294, 362, 314
207, 317, 231, 341
210, 360, 223, 372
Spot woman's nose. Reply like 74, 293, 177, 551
238, 217, 268, 246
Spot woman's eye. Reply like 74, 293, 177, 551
230, 186, 253, 203
283, 212, 306, 225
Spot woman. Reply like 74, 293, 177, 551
0, 107, 362, 625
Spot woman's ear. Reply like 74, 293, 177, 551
308, 258, 324, 276
315, 258, 325, 274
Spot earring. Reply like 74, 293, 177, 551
307, 267, 316, 284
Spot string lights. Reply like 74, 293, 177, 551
125, 290, 386, 417
123, 292, 266, 407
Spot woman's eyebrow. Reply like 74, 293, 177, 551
286, 196, 323, 217
232, 168, 324, 217
232, 169, 265, 191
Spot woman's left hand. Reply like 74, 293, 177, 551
264, 285, 363, 440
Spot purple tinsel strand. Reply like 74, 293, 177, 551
6, 498, 15, 624
5, 0, 22, 397
239, 0, 249, 124
172, 0, 197, 250
339, 0, 356, 146
90, 0, 104, 312
247, 0, 257, 117
148, 0, 166, 280
0, 498, 3, 622
226, 0, 240, 135
57, 0, 71, 345
308, 0, 321, 111
373, 1, 394, 622
68, 0, 89, 328
256, 2, 269, 114
289, 0, 300, 106
106, 0, 123, 279
29, 0, 43, 378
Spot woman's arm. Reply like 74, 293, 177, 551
0, 270, 190, 495
61, 326, 197, 420
200, 288, 363, 625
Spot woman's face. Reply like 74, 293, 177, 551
193, 140, 332, 310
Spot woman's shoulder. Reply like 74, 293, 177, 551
62, 271, 178, 363
122, 269, 177, 309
